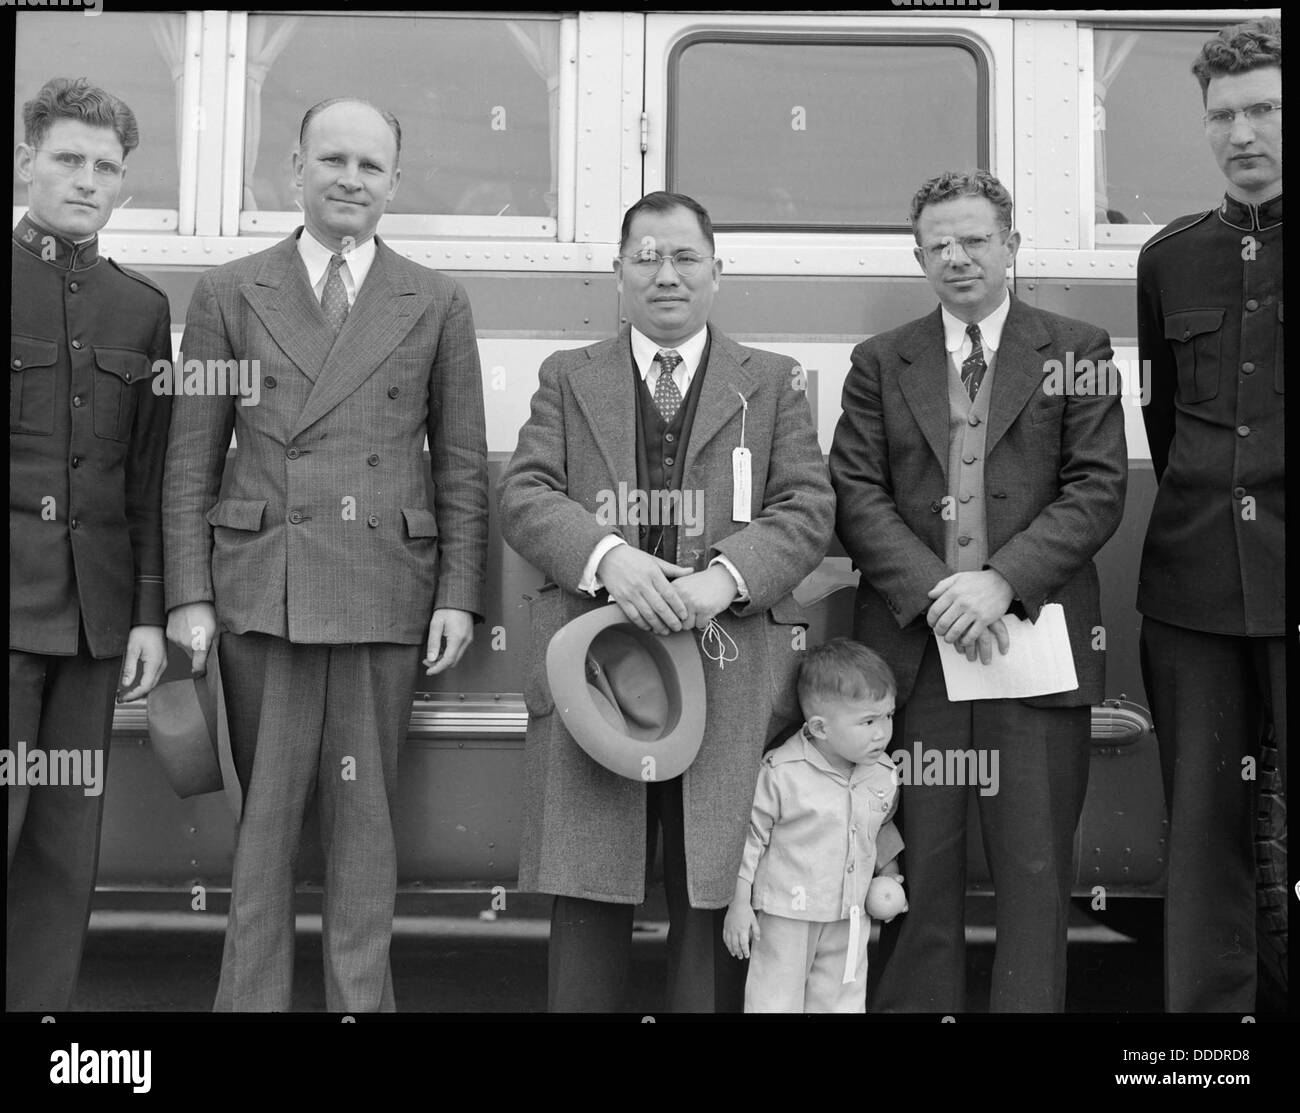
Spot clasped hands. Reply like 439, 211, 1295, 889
597, 544, 736, 634
926, 569, 1015, 665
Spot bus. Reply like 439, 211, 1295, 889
11, 6, 1282, 976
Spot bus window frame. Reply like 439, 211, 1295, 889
1080, 19, 1238, 250
664, 30, 992, 236
220, 9, 576, 242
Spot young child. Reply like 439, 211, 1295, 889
723, 638, 906, 1012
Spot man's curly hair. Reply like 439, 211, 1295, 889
1191, 17, 1281, 103
23, 76, 139, 155
908, 169, 1013, 242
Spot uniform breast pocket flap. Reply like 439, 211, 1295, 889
205, 498, 268, 532
10, 335, 58, 436
92, 346, 149, 442
1163, 308, 1224, 403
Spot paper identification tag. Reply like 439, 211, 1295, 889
732, 446, 752, 522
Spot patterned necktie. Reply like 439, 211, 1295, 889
653, 349, 683, 423
961, 322, 987, 402
321, 253, 350, 337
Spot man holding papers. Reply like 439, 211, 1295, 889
830, 170, 1126, 1012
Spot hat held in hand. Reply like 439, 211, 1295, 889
546, 604, 706, 782
145, 640, 226, 798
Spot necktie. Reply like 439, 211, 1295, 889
653, 349, 683, 423
961, 323, 987, 402
321, 253, 350, 337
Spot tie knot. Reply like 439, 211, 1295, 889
328, 253, 346, 273
656, 349, 682, 372
966, 322, 982, 342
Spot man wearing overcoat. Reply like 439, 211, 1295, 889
499, 191, 835, 1011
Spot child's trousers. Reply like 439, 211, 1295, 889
744, 911, 869, 1013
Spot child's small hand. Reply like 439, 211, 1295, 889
722, 901, 761, 960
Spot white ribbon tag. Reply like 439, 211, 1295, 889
732, 447, 752, 523
843, 904, 862, 985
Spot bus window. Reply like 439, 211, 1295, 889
239, 12, 562, 238
667, 36, 986, 232
12, 10, 186, 231
1092, 26, 1230, 233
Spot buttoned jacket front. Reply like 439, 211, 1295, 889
739, 731, 902, 922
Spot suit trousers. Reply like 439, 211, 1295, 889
871, 639, 1090, 1013
745, 912, 869, 1013
7, 640, 118, 1011
548, 776, 746, 1012
1140, 616, 1286, 1013
215, 632, 420, 1012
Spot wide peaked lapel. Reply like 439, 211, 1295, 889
896, 308, 952, 479
681, 326, 763, 474
238, 235, 334, 386
290, 238, 433, 439
982, 296, 1053, 456
567, 328, 637, 491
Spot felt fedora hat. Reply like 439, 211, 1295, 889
145, 640, 227, 798
546, 604, 706, 782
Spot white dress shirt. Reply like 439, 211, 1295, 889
297, 226, 377, 307
579, 325, 749, 600
941, 288, 1011, 377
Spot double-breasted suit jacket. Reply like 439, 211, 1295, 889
164, 231, 488, 636
831, 298, 1127, 707
498, 325, 835, 908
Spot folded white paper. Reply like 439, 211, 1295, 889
936, 602, 1078, 701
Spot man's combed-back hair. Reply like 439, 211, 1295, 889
797, 638, 897, 718
298, 97, 403, 162
1192, 17, 1282, 101
908, 169, 1014, 241
23, 76, 139, 155
619, 191, 715, 253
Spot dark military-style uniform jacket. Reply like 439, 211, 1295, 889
10, 213, 172, 659
1136, 193, 1283, 636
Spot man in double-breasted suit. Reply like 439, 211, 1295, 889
498, 192, 835, 1012
830, 171, 1126, 1012
164, 99, 488, 1012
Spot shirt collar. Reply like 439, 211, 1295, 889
790, 724, 891, 786
12, 213, 100, 270
630, 325, 708, 385
942, 290, 1011, 354
296, 225, 377, 291
1218, 191, 1282, 231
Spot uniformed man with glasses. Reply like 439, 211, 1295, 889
1135, 16, 1284, 1013
9, 77, 172, 1011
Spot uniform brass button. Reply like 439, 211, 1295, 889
367, 515, 380, 528
664, 456, 674, 466
930, 500, 942, 513
71, 456, 81, 468
286, 447, 300, 460
70, 518, 79, 530
665, 432, 675, 443
72, 395, 84, 407
968, 414, 980, 426
1237, 425, 1250, 437
1245, 298, 1260, 312
958, 536, 972, 547
264, 376, 277, 389
69, 282, 79, 292
387, 386, 399, 399
963, 454, 977, 465
71, 339, 83, 350
12, 358, 22, 368
1242, 362, 1255, 374
289, 511, 303, 524
1233, 486, 1246, 499
959, 494, 972, 504
367, 453, 380, 466
1182, 329, 1190, 339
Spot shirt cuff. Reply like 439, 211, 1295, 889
709, 555, 749, 601
579, 535, 627, 596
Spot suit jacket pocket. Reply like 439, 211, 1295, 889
92, 346, 148, 442
402, 507, 439, 539
205, 498, 268, 531
10, 335, 58, 436
1163, 308, 1223, 403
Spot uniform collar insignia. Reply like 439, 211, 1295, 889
1218, 192, 1283, 231
11, 213, 100, 270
